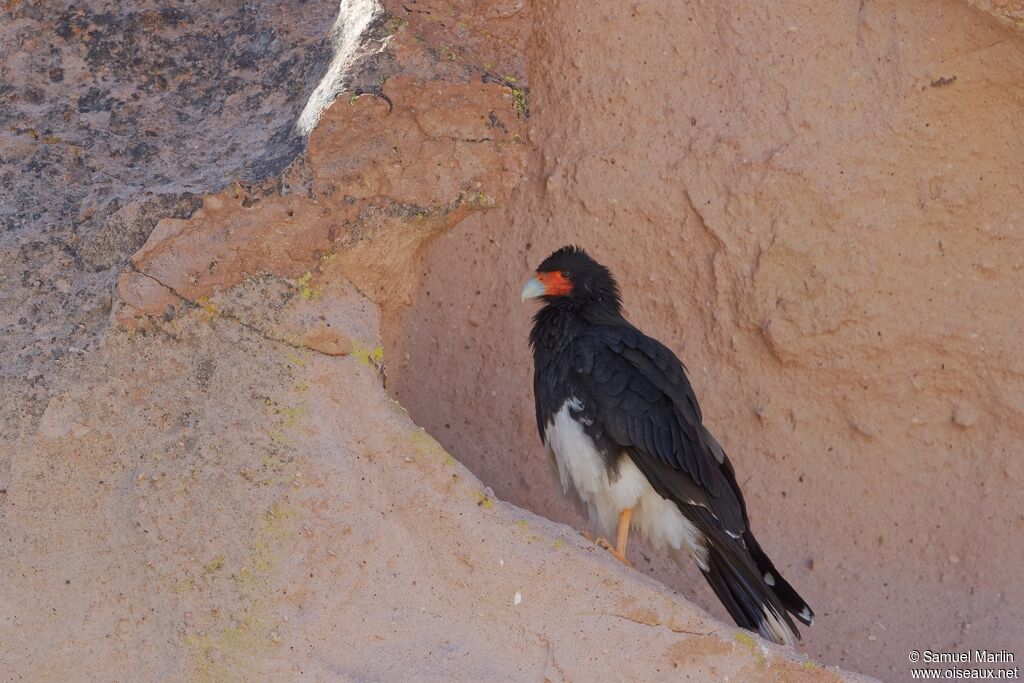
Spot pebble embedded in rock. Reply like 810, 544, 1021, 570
952, 403, 978, 429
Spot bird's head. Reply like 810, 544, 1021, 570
521, 245, 621, 311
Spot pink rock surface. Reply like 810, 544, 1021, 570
0, 281, 869, 681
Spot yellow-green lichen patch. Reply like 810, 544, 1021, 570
256, 452, 299, 488
203, 555, 225, 575
387, 15, 407, 34
733, 631, 757, 650
231, 497, 297, 599
250, 501, 293, 573
350, 340, 384, 368
510, 86, 527, 118
437, 43, 457, 61
516, 519, 530, 529
409, 427, 450, 463
284, 350, 310, 368
276, 404, 308, 429
196, 296, 219, 319
266, 429, 292, 446
261, 391, 308, 452
182, 613, 278, 682
474, 490, 494, 509
733, 630, 768, 668
466, 190, 496, 209
170, 574, 198, 594
231, 565, 260, 598
295, 271, 319, 301
553, 537, 566, 550
182, 496, 295, 680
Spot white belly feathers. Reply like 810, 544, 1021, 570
544, 399, 708, 569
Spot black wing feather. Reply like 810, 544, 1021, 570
572, 324, 745, 534
572, 322, 813, 630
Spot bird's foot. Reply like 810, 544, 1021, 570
593, 536, 631, 567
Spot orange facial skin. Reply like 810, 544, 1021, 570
536, 270, 573, 297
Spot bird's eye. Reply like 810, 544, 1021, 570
560, 269, 572, 279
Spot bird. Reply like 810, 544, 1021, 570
521, 244, 814, 645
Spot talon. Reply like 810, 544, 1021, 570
609, 546, 632, 567
592, 536, 632, 566
583, 509, 634, 567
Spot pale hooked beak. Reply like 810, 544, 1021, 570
520, 276, 546, 301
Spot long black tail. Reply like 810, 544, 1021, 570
682, 509, 813, 646
743, 529, 815, 629
698, 427, 814, 641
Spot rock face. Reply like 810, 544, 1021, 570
4, 277, 875, 682
2, 0, 870, 681
967, 0, 1024, 30
0, 0, 338, 467
387, 1, 1024, 680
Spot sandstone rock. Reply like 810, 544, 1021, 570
116, 269, 181, 322
966, 0, 1024, 31
1, 280, 870, 681
0, 0, 340, 449
126, 23, 528, 320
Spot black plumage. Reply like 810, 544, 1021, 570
524, 245, 814, 645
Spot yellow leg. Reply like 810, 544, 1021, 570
594, 508, 633, 566
613, 507, 632, 564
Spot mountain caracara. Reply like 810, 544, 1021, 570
522, 245, 814, 645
